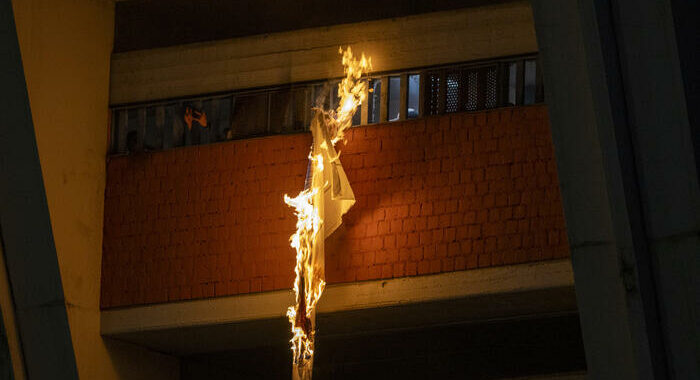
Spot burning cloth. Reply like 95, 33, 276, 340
284, 48, 370, 380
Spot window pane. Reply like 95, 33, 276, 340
387, 76, 401, 121
465, 70, 478, 111
427, 73, 440, 115
126, 108, 140, 151
172, 105, 185, 148
313, 84, 330, 109
231, 93, 269, 138
523, 60, 537, 105
351, 106, 362, 126
508, 63, 517, 106
485, 66, 498, 108
198, 100, 213, 145
446, 72, 460, 113
112, 110, 126, 153
269, 90, 293, 134
212, 96, 233, 142
407, 74, 420, 119
368, 79, 381, 124
330, 80, 341, 112
292, 88, 310, 131
144, 106, 162, 150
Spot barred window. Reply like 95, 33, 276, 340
109, 54, 542, 155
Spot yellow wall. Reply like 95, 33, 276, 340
10, 0, 179, 378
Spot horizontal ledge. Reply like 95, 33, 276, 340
109, 2, 537, 104
102, 259, 574, 336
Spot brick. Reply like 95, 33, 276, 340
548, 230, 560, 246
366, 222, 378, 237
405, 261, 418, 276
381, 264, 393, 279
262, 276, 274, 291
363, 251, 375, 266
392, 262, 405, 278
396, 234, 408, 248
430, 259, 441, 273
478, 253, 492, 268
356, 267, 369, 281
101, 107, 570, 308
250, 278, 262, 293
442, 258, 454, 272
417, 260, 431, 275
409, 247, 423, 261
468, 225, 482, 239
406, 232, 419, 247
384, 235, 396, 249
437, 243, 451, 258
368, 265, 382, 280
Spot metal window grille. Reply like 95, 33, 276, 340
465, 70, 479, 111
485, 66, 498, 109
445, 71, 461, 113
108, 54, 541, 155
427, 73, 441, 116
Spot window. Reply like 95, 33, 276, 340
523, 60, 537, 105
231, 93, 268, 138
407, 74, 420, 119
269, 91, 293, 134
508, 62, 517, 106
445, 72, 460, 113
368, 79, 381, 124
485, 66, 498, 109
427, 73, 440, 115
109, 55, 542, 154
351, 106, 362, 126
292, 88, 310, 131
465, 70, 478, 111
387, 76, 401, 121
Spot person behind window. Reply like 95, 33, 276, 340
183, 106, 208, 145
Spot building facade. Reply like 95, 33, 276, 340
1, 0, 697, 379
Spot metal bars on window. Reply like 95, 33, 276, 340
422, 55, 542, 117
108, 54, 541, 155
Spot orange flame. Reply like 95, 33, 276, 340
284, 186, 323, 367
332, 47, 372, 144
283, 47, 371, 379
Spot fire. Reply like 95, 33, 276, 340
332, 47, 371, 144
283, 47, 371, 379
283, 188, 323, 368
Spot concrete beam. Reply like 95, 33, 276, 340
102, 260, 575, 355
113, 0, 517, 52
109, 2, 537, 104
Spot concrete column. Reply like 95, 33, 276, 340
532, 0, 700, 378
0, 1, 78, 378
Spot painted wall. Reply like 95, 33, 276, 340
101, 105, 569, 308
10, 0, 179, 378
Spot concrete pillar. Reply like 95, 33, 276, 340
532, 0, 699, 378
0, 1, 78, 378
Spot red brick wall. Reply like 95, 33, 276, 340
101, 105, 569, 308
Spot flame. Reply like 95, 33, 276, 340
283, 47, 370, 379
332, 47, 372, 144
284, 188, 323, 367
